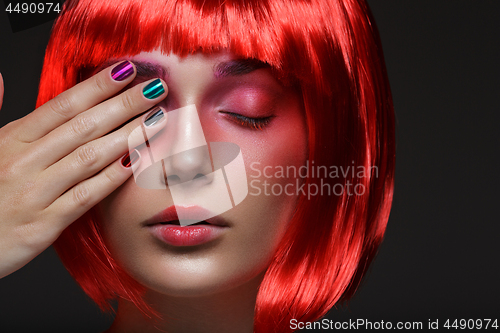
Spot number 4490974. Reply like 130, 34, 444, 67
444, 319, 498, 330
5, 2, 61, 14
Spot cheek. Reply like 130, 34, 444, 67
203, 94, 307, 222
233, 119, 307, 243
242, 135, 306, 228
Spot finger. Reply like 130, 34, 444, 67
38, 106, 166, 205
0, 73, 4, 111
44, 155, 141, 232
18, 61, 137, 142
34, 78, 167, 169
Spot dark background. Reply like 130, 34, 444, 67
1, 1, 499, 332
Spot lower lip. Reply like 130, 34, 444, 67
148, 224, 226, 246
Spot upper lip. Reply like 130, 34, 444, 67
143, 205, 229, 227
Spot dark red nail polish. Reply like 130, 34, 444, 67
121, 149, 139, 168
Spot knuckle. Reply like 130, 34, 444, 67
70, 115, 96, 137
0, 159, 16, 180
120, 91, 138, 112
49, 94, 73, 118
72, 183, 91, 208
0, 156, 24, 183
75, 144, 98, 167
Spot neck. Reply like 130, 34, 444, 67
105, 273, 263, 333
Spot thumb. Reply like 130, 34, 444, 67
0, 73, 4, 111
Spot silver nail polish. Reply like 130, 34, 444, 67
144, 107, 164, 127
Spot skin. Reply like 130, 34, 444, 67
0, 50, 307, 332
99, 51, 307, 333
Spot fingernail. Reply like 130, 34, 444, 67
143, 79, 165, 99
111, 60, 134, 81
144, 107, 165, 127
121, 149, 139, 168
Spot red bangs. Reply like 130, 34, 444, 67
42, 0, 358, 97
52, 1, 278, 68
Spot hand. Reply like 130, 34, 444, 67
0, 61, 168, 278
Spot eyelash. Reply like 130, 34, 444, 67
221, 112, 273, 130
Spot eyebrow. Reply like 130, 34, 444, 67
214, 59, 270, 78
133, 59, 268, 80
90, 60, 168, 81
95, 58, 269, 80
133, 61, 169, 80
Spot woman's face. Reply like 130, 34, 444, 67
98, 50, 307, 297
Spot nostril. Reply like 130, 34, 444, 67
164, 174, 208, 185
166, 175, 181, 185
193, 173, 206, 180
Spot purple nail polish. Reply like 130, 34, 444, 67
111, 61, 134, 81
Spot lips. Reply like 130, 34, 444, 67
145, 205, 227, 226
144, 205, 228, 246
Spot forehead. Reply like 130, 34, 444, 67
136, 50, 232, 67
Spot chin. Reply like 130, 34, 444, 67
136, 266, 265, 298
111, 242, 268, 299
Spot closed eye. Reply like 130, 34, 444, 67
220, 111, 273, 130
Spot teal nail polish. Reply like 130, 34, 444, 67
143, 79, 165, 99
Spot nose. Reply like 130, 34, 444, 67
128, 103, 249, 226
164, 146, 213, 186
159, 104, 213, 186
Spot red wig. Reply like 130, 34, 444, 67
37, 0, 395, 331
